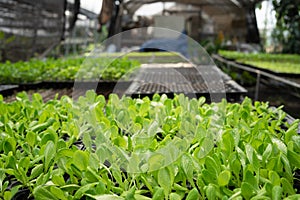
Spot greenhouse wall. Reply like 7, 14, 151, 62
0, 0, 65, 61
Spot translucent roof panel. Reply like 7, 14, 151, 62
124, 0, 263, 15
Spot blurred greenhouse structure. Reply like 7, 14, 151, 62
0, 0, 99, 61
0, 0, 65, 61
0, 0, 265, 61
0, 0, 300, 199
0, 0, 299, 113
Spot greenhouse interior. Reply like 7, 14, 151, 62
0, 0, 300, 199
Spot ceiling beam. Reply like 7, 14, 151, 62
124, 0, 244, 14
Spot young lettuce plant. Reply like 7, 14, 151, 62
0, 91, 299, 199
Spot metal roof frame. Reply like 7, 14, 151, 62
123, 0, 264, 15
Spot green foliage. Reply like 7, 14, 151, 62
219, 50, 300, 74
200, 35, 225, 55
272, 0, 300, 54
200, 40, 220, 55
0, 92, 299, 199
0, 56, 140, 84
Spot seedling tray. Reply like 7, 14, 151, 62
1, 64, 247, 103
0, 85, 18, 96
219, 55, 300, 78
125, 66, 247, 102
2, 81, 133, 101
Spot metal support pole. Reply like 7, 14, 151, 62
72, 28, 76, 55
94, 19, 98, 47
255, 70, 261, 101
226, 61, 230, 71
31, 4, 40, 58
84, 20, 88, 49
65, 40, 69, 57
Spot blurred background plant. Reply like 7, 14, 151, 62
272, 0, 300, 54
200, 31, 225, 55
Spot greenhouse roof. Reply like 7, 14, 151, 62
124, 0, 263, 15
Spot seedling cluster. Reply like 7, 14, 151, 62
0, 92, 299, 199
